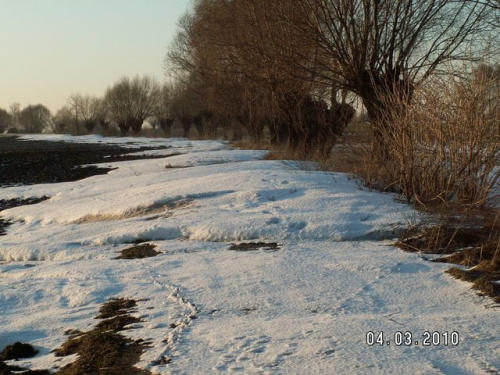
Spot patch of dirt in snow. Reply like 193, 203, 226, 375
53, 298, 151, 375
115, 243, 161, 259
228, 242, 280, 251
0, 135, 170, 187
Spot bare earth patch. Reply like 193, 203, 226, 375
54, 298, 151, 375
116, 243, 161, 260
228, 242, 280, 251
0, 135, 170, 187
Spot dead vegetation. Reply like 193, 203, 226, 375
52, 298, 151, 375
229, 242, 280, 251
0, 342, 50, 375
73, 199, 191, 224
398, 209, 500, 304
116, 243, 161, 260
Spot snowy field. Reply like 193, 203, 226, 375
0, 134, 498, 374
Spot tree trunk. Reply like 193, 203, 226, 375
118, 120, 130, 135
180, 116, 192, 138
358, 70, 414, 160
130, 119, 143, 135
193, 115, 206, 138
160, 118, 175, 137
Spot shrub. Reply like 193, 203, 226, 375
369, 69, 500, 207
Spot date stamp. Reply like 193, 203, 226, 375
366, 331, 459, 347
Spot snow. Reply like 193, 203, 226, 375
1, 134, 498, 374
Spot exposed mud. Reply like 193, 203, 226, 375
0, 135, 169, 187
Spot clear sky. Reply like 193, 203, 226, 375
0, 0, 191, 114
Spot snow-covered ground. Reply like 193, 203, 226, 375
0, 135, 498, 374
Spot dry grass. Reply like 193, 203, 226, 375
54, 298, 151, 375
232, 139, 272, 151
378, 71, 500, 207
328, 69, 500, 208
398, 208, 500, 303
73, 199, 191, 224
96, 298, 137, 319
328, 121, 402, 192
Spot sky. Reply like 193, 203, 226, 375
0, 0, 191, 114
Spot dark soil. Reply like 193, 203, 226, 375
228, 242, 280, 251
116, 243, 161, 259
0, 135, 171, 236
0, 135, 169, 187
0, 197, 50, 212
0, 298, 150, 375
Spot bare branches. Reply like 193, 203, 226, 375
165, 0, 497, 155
68, 95, 106, 133
104, 76, 160, 135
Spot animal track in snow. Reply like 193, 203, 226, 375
211, 335, 300, 373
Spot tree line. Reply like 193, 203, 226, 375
3, 0, 499, 162
166, 0, 500, 158
0, 75, 209, 137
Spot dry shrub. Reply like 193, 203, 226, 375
329, 121, 400, 192
379, 69, 500, 207
397, 207, 500, 303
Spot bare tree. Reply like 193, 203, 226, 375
51, 106, 75, 134
19, 104, 51, 133
283, 0, 495, 157
0, 108, 12, 133
153, 82, 175, 136
169, 81, 200, 138
104, 75, 161, 135
167, 0, 355, 151
68, 94, 106, 133
168, 0, 496, 157
9, 103, 21, 131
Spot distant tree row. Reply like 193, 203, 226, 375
0, 103, 51, 134
2, 76, 201, 137
52, 75, 226, 137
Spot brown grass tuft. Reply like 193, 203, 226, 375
55, 298, 151, 375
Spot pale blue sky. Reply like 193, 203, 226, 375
0, 0, 191, 113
